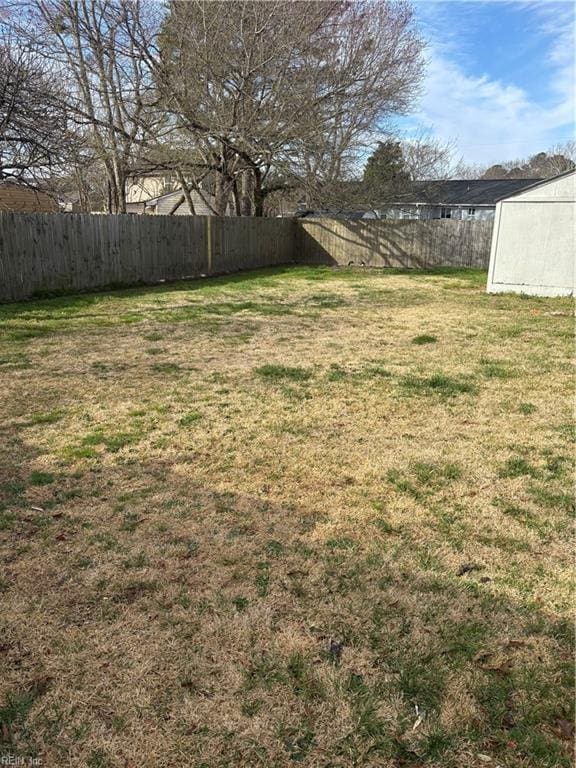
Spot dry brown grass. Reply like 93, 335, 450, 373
0, 266, 573, 767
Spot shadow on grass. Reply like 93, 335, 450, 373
0, 441, 572, 766
0, 265, 488, 322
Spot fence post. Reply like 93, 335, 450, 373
206, 216, 213, 274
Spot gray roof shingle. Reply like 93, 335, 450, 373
400, 179, 543, 206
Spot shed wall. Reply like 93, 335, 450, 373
487, 173, 575, 297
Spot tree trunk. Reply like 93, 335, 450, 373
214, 171, 233, 216
175, 169, 196, 214
112, 161, 126, 214
253, 167, 264, 217
232, 179, 242, 217
106, 167, 121, 214
240, 170, 253, 216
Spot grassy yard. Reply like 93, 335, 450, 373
0, 266, 573, 768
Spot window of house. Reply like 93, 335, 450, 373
440, 207, 452, 219
468, 207, 476, 217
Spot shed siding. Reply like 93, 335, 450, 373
487, 171, 575, 297
509, 173, 574, 201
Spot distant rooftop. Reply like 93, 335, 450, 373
398, 178, 543, 206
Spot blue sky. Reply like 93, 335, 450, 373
400, 0, 575, 166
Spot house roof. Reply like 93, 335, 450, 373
493, 169, 576, 201
0, 180, 60, 213
145, 189, 186, 206
146, 188, 215, 206
295, 209, 367, 220
396, 178, 543, 206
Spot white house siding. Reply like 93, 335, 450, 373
153, 190, 216, 216
381, 204, 495, 221
126, 175, 178, 203
487, 171, 575, 297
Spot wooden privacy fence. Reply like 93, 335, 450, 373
295, 218, 493, 269
0, 213, 493, 301
0, 213, 294, 302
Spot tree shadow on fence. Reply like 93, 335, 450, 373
295, 218, 493, 270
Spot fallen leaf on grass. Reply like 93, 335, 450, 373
554, 718, 574, 741
328, 638, 343, 665
458, 562, 481, 576
506, 741, 518, 752
504, 638, 526, 649
501, 711, 516, 729
483, 659, 513, 676
473, 650, 513, 676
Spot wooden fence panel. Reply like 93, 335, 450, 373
0, 213, 295, 301
0, 213, 491, 303
294, 219, 493, 269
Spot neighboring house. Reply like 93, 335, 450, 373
0, 180, 60, 213
487, 170, 575, 297
143, 188, 231, 216
294, 209, 374, 220
58, 192, 83, 213
126, 172, 231, 216
378, 178, 543, 221
125, 172, 180, 204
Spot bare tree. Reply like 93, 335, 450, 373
0, 34, 73, 182
148, 0, 425, 215
11, 0, 164, 212
457, 141, 576, 181
400, 134, 457, 181
4, 0, 426, 214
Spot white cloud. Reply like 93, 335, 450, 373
410, 1, 575, 166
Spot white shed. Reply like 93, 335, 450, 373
487, 170, 575, 297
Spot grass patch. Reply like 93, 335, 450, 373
479, 357, 516, 379
498, 456, 539, 479
519, 402, 536, 414
399, 373, 478, 397
29, 471, 56, 486
0, 679, 51, 749
24, 409, 65, 426
412, 334, 437, 345
80, 429, 142, 454
151, 362, 182, 374
327, 363, 348, 381
179, 411, 202, 426
232, 595, 249, 612
255, 364, 313, 382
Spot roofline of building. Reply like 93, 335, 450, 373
145, 187, 216, 206
494, 169, 575, 202
145, 189, 186, 205
411, 177, 542, 183
380, 178, 544, 206
385, 201, 496, 207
